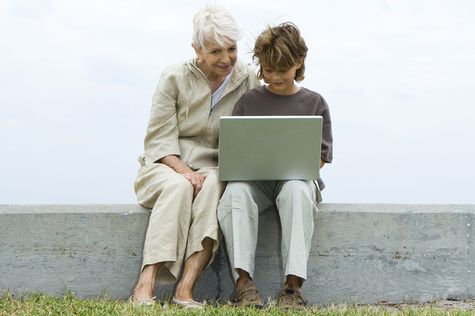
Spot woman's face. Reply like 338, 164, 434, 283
195, 41, 237, 79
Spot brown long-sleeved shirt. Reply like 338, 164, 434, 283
232, 85, 333, 189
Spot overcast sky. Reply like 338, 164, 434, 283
1, 0, 474, 204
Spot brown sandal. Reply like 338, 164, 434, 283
230, 282, 263, 308
277, 287, 308, 310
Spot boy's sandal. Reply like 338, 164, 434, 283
230, 283, 263, 308
277, 287, 308, 310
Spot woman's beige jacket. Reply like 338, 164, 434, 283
138, 59, 259, 170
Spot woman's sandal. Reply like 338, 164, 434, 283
171, 297, 204, 309
130, 295, 156, 306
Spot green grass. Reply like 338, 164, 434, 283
1, 293, 474, 316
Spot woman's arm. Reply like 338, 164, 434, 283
144, 66, 183, 164
144, 65, 205, 196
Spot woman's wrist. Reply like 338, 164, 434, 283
160, 155, 193, 174
175, 164, 194, 175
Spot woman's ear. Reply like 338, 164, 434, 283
192, 43, 202, 59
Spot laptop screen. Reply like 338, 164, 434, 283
218, 116, 322, 181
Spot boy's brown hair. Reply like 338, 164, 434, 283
253, 22, 308, 81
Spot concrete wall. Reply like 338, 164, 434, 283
1, 204, 474, 305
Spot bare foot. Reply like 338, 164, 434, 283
173, 238, 213, 301
132, 263, 160, 302
133, 282, 154, 302
174, 281, 195, 301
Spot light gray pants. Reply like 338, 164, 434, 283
217, 180, 319, 281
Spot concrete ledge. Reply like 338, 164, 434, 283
1, 204, 474, 304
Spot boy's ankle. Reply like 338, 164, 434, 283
237, 277, 254, 289
284, 275, 303, 291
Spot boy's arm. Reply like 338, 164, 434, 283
232, 94, 246, 116
319, 97, 333, 164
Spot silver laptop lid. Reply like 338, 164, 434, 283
218, 116, 322, 181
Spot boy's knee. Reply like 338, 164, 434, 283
217, 197, 231, 222
225, 182, 254, 196
218, 182, 257, 220
279, 180, 312, 198
220, 182, 254, 204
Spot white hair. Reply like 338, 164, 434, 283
192, 5, 241, 49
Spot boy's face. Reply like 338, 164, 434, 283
261, 63, 302, 95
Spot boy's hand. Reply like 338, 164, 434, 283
320, 159, 325, 169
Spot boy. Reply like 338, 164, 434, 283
217, 22, 333, 309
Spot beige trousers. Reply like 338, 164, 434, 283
135, 163, 224, 284
217, 180, 319, 281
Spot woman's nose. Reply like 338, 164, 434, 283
221, 52, 230, 63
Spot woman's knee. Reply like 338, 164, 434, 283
197, 171, 224, 198
164, 174, 194, 197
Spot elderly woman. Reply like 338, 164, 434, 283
132, 6, 258, 307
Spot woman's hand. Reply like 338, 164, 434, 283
159, 155, 205, 197
180, 171, 205, 197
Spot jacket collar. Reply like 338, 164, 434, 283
187, 59, 250, 92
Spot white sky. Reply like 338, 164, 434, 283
1, 0, 474, 204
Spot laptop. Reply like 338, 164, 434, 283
218, 116, 323, 181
